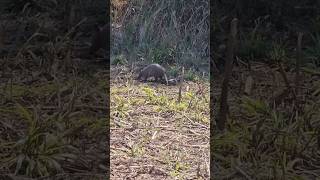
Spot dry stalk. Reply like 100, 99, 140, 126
216, 18, 238, 131
177, 67, 184, 103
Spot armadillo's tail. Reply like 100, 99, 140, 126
164, 74, 168, 86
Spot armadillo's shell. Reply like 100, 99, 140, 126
138, 64, 166, 79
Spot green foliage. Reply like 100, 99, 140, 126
3, 82, 67, 102
239, 35, 271, 60
169, 161, 189, 178
241, 96, 270, 116
112, 95, 130, 118
1, 104, 77, 177
1, 0, 110, 178
269, 43, 287, 62
111, 54, 128, 65
140, 86, 206, 117
150, 46, 176, 64
167, 66, 180, 77
213, 95, 320, 178
129, 143, 145, 157
167, 101, 188, 112
142, 86, 157, 102
213, 128, 249, 153
184, 69, 197, 81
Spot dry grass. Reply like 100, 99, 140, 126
110, 64, 210, 179
111, 0, 209, 70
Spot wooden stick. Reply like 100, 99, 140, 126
216, 18, 238, 131
177, 67, 184, 103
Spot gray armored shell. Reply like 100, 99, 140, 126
138, 64, 168, 84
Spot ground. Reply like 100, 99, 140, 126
110, 64, 210, 179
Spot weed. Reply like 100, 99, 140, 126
142, 86, 157, 102
129, 143, 145, 157
239, 34, 271, 60
150, 46, 176, 64
111, 54, 128, 65
1, 104, 77, 177
112, 95, 130, 118
184, 69, 197, 81
167, 66, 180, 77
241, 96, 270, 116
269, 43, 287, 63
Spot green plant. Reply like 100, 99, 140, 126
111, 54, 128, 65
129, 143, 145, 157
169, 161, 187, 178
113, 95, 130, 118
1, 104, 77, 177
184, 69, 197, 81
269, 43, 287, 63
168, 66, 180, 77
241, 96, 270, 116
150, 46, 176, 64
239, 34, 271, 60
142, 86, 157, 102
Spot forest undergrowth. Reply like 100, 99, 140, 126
212, 1, 320, 178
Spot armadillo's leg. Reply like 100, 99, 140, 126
164, 74, 168, 86
160, 76, 165, 84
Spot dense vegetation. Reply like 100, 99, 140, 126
0, 0, 108, 179
212, 1, 320, 179
112, 0, 209, 73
